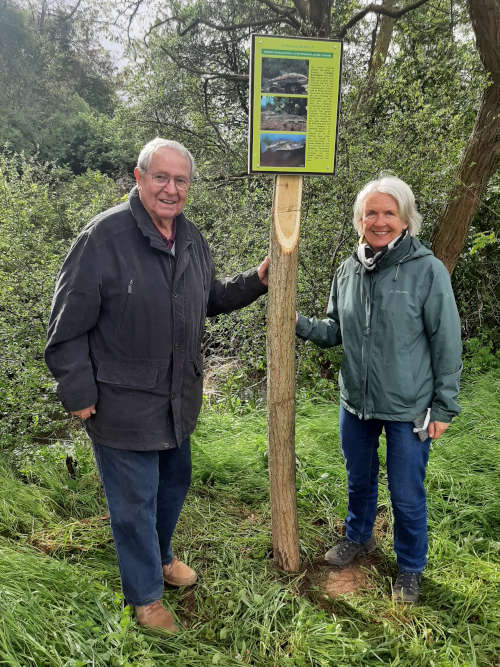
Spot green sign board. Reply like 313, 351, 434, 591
248, 34, 342, 175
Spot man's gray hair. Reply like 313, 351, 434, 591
352, 175, 423, 237
136, 138, 195, 180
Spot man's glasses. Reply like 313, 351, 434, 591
149, 173, 190, 191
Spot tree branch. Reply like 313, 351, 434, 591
63, 0, 84, 22
257, 0, 302, 29
338, 0, 431, 38
177, 15, 294, 37
203, 78, 230, 149
145, 15, 179, 39
158, 44, 248, 82
128, 115, 225, 151
145, 12, 295, 40
126, 0, 142, 41
204, 172, 261, 189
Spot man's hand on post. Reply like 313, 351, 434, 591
428, 420, 449, 440
258, 256, 270, 286
71, 405, 96, 420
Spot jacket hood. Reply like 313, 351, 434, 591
396, 235, 434, 264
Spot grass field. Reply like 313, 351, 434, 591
0, 369, 498, 666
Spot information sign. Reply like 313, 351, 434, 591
248, 34, 342, 175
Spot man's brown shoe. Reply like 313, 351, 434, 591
135, 600, 178, 633
163, 557, 197, 587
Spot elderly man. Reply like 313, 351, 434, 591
45, 138, 269, 632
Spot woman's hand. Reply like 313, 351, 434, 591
428, 420, 449, 440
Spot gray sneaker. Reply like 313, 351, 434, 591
324, 535, 377, 566
392, 570, 422, 604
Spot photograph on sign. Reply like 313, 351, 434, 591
261, 58, 309, 94
260, 133, 306, 168
248, 35, 342, 175
260, 97, 307, 132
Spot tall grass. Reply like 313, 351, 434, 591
0, 369, 498, 666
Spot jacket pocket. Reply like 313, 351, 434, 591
96, 361, 159, 389
91, 360, 171, 438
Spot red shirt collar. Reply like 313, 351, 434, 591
152, 218, 176, 251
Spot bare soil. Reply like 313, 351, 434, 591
306, 551, 380, 600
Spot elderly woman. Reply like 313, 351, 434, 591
296, 176, 461, 603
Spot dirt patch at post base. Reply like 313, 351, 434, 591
321, 563, 371, 597
309, 552, 380, 598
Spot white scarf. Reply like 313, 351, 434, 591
357, 229, 408, 271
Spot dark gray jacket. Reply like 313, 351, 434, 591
45, 187, 266, 449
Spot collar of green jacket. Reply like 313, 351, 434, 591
354, 234, 433, 271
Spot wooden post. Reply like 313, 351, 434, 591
267, 174, 302, 572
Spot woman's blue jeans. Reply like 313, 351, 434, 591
92, 439, 191, 606
339, 407, 430, 572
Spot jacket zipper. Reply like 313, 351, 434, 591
361, 271, 375, 419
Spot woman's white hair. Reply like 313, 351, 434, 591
136, 137, 195, 180
352, 175, 423, 237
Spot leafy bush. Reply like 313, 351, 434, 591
0, 151, 118, 450
462, 337, 500, 376
451, 175, 500, 347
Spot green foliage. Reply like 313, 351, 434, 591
117, 0, 499, 389
470, 231, 496, 256
1, 0, 498, 400
0, 151, 118, 450
462, 337, 500, 376
452, 172, 500, 345
121, 0, 295, 172
187, 176, 270, 395
342, 2, 485, 227
0, 369, 498, 665
0, 5, 496, 660
0, 0, 135, 176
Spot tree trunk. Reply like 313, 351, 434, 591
267, 175, 302, 572
291, 0, 331, 36
432, 0, 500, 274
309, 0, 331, 36
354, 0, 395, 113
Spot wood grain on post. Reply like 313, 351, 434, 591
267, 174, 302, 572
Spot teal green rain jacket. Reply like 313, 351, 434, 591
296, 234, 462, 423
